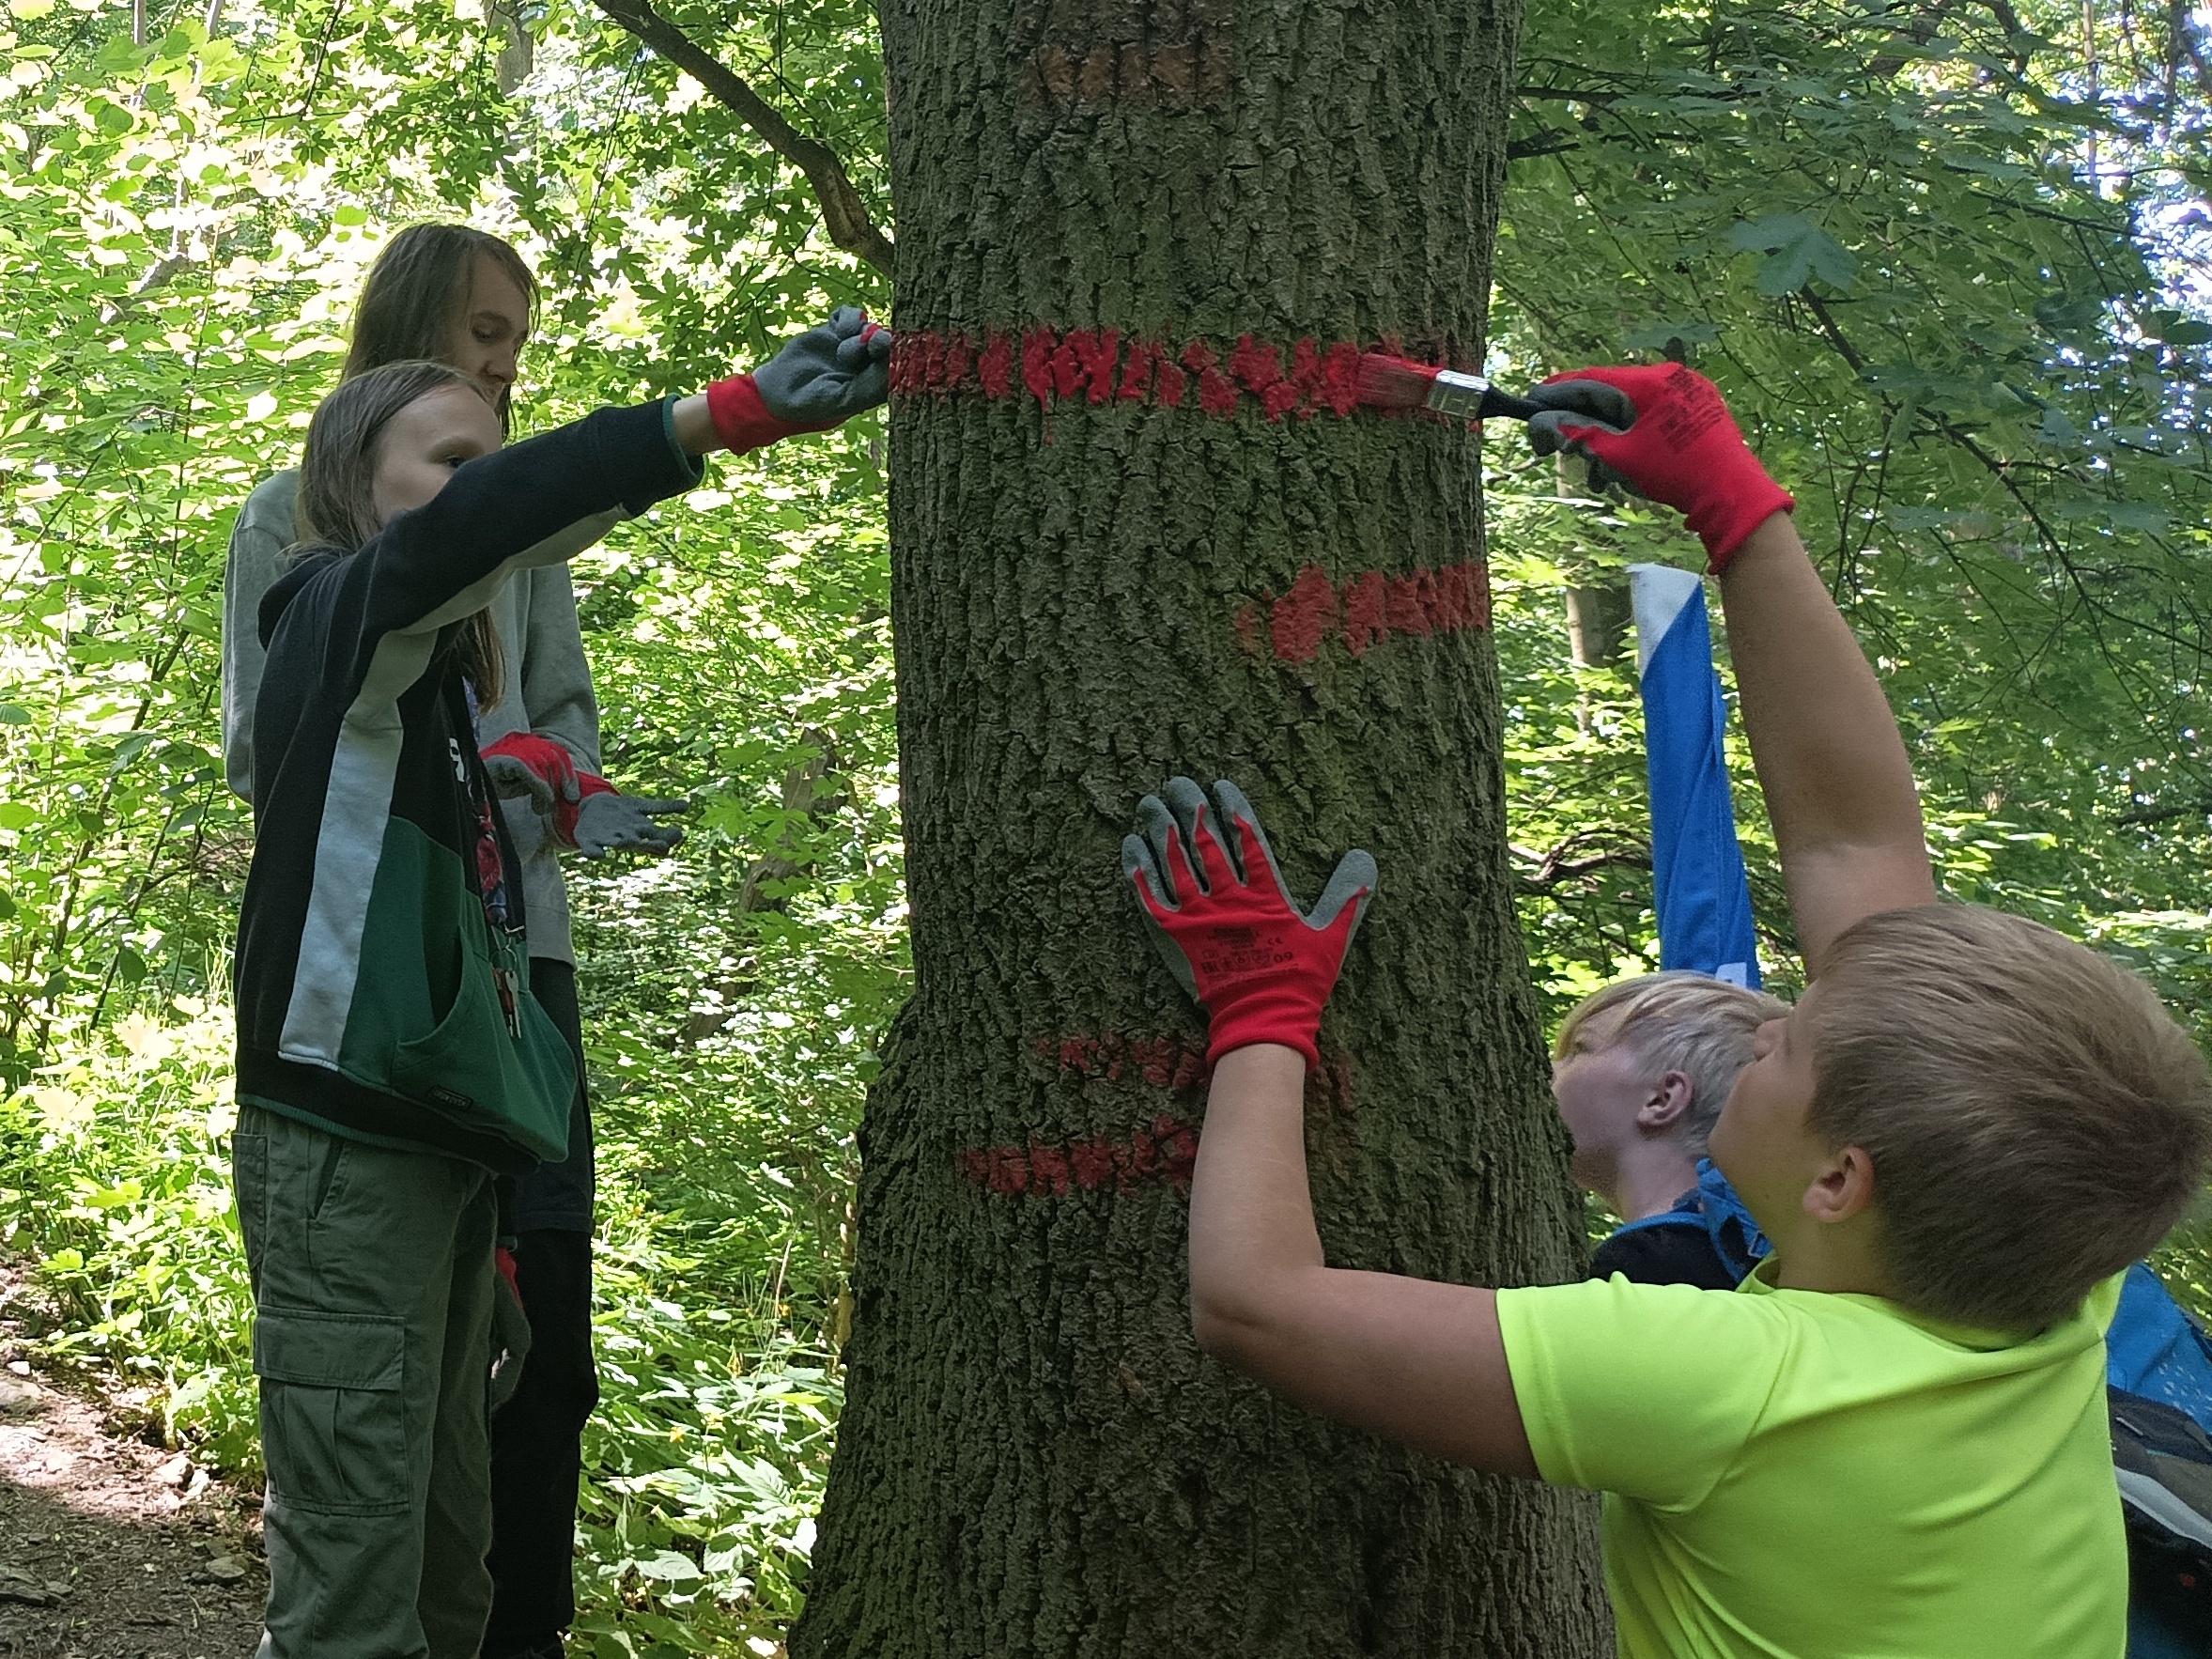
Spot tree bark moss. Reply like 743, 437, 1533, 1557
793, 0, 1609, 1651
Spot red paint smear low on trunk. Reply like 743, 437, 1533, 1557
953, 1038, 1355, 1199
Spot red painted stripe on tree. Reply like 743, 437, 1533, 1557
1040, 1031, 1209, 1094
1236, 560, 1493, 664
959, 1115, 1200, 1197
889, 327, 1415, 423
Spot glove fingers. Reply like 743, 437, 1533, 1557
827, 305, 867, 336
1528, 410, 1630, 464
625, 797, 694, 816
1134, 792, 1189, 906
1121, 831, 1173, 913
847, 358, 889, 411
1525, 409, 1570, 458
1307, 848, 1379, 945
1161, 776, 1232, 893
1123, 824, 1202, 1002
1524, 379, 1638, 429
834, 333, 873, 370
1207, 778, 1271, 891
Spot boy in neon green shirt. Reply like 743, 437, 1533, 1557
1118, 365, 2211, 1657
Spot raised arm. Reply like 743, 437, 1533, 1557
366, 307, 891, 643
1524, 365, 1935, 971
1124, 779, 1537, 1477
1714, 514, 1934, 969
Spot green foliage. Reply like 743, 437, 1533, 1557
5, 0, 2212, 1649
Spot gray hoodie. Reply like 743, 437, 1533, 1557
221, 468, 617, 967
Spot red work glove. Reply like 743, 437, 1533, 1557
1524, 364, 1795, 574
1122, 777, 1378, 1072
494, 1245, 523, 1309
481, 732, 613, 848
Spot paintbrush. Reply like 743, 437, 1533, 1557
1353, 353, 1545, 422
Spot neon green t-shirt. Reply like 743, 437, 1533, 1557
1495, 1263, 2126, 1659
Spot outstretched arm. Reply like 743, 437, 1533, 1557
1124, 778, 1536, 1478
1525, 365, 1935, 972
1715, 513, 1934, 970
1189, 1044, 1537, 1476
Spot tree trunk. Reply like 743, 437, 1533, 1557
793, 0, 1608, 1651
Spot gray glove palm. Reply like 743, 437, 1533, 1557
573, 792, 691, 860
755, 306, 890, 426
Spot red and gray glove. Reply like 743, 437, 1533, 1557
1121, 777, 1377, 1072
482, 732, 596, 845
1524, 364, 1795, 574
480, 733, 688, 856
707, 306, 890, 455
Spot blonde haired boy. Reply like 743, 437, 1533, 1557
1554, 972, 1786, 1288
1121, 365, 2212, 1657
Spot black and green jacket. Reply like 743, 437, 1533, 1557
233, 399, 702, 1171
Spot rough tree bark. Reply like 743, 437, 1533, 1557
793, 0, 1608, 1651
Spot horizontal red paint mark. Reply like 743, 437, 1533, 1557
1040, 1031, 1210, 1094
1236, 560, 1493, 664
959, 1115, 1200, 1197
890, 327, 1432, 424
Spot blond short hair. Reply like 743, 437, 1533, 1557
1813, 905, 2212, 1332
1555, 971, 1791, 1155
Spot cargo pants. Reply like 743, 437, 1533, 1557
232, 1102, 499, 1659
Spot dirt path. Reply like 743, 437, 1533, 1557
0, 1269, 267, 1659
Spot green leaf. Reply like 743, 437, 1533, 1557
1727, 212, 1858, 295
2051, 500, 2172, 531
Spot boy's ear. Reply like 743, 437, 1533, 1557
1636, 1070, 1694, 1134
1802, 1142, 1877, 1225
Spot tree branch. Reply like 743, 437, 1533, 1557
2113, 798, 2212, 827
591, 0, 895, 275
1510, 834, 1652, 894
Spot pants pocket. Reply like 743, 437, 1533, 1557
253, 1310, 410, 1516
230, 1130, 269, 1284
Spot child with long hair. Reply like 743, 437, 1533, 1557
232, 330, 883, 1656
221, 222, 877, 1655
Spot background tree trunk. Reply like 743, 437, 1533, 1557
794, 0, 1609, 1651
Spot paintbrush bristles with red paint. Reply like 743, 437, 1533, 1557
1353, 353, 1544, 423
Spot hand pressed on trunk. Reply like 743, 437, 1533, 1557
1121, 777, 1375, 1071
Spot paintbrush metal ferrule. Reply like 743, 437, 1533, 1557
1422, 370, 1500, 422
